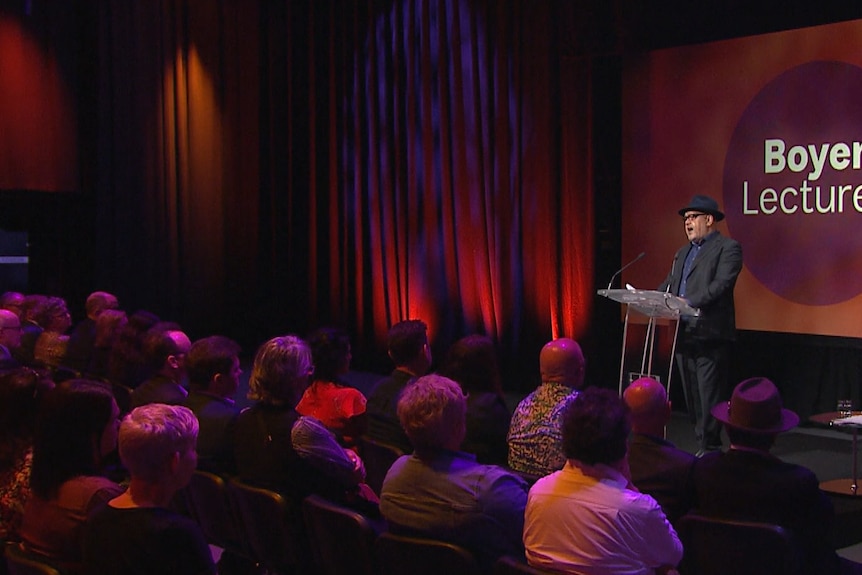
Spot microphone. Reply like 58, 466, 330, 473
606, 252, 646, 290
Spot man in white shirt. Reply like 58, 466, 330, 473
524, 386, 682, 575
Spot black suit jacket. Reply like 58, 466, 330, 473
659, 231, 742, 342
0, 344, 20, 371
366, 368, 415, 453
693, 449, 839, 575
628, 432, 696, 525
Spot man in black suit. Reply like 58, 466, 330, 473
366, 319, 432, 453
130, 324, 192, 408
184, 335, 242, 474
624, 377, 695, 525
659, 195, 742, 455
693, 377, 841, 575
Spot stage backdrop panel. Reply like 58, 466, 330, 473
623, 18, 862, 338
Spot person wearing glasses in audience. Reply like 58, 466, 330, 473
658, 195, 742, 457
129, 324, 192, 409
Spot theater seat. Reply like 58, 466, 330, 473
494, 555, 559, 575
360, 437, 405, 494
181, 470, 248, 559
677, 513, 801, 575
4, 542, 63, 575
302, 494, 382, 575
227, 477, 305, 573
375, 532, 481, 575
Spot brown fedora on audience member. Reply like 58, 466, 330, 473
711, 377, 799, 434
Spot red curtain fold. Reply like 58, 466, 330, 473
94, 0, 595, 377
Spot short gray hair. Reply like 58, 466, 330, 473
397, 374, 466, 452
119, 404, 198, 482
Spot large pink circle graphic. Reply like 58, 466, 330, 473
723, 61, 862, 306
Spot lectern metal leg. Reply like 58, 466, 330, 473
667, 317, 681, 402
853, 428, 858, 495
642, 316, 656, 377
618, 306, 631, 396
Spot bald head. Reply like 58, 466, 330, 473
0, 309, 22, 350
539, 338, 585, 389
623, 377, 671, 436
0, 292, 24, 317
86, 291, 119, 320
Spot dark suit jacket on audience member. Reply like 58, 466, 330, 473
184, 391, 240, 474
463, 392, 511, 466
64, 318, 97, 373
627, 432, 695, 525
693, 449, 839, 575
13, 322, 42, 367
0, 344, 20, 371
129, 375, 187, 408
366, 369, 415, 453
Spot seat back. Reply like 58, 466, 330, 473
302, 494, 381, 575
227, 477, 303, 573
181, 470, 247, 557
677, 513, 800, 575
494, 555, 558, 575
375, 532, 481, 575
360, 437, 405, 494
109, 381, 133, 415
4, 542, 63, 575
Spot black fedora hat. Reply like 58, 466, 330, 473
711, 377, 799, 434
678, 195, 725, 222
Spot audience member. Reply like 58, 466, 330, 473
0, 291, 25, 317
0, 309, 23, 370
65, 291, 120, 373
33, 296, 72, 369
296, 326, 367, 447
82, 403, 214, 575
233, 335, 371, 510
508, 337, 585, 478
86, 309, 128, 379
437, 334, 510, 465
623, 376, 695, 525
694, 377, 847, 575
183, 335, 242, 473
106, 309, 160, 388
0, 367, 52, 540
524, 386, 682, 574
366, 319, 432, 453
14, 294, 45, 367
129, 324, 192, 408
380, 374, 527, 569
20, 380, 124, 573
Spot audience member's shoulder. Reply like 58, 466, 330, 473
692, 449, 722, 469
478, 461, 529, 489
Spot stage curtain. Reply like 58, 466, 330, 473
93, 0, 595, 377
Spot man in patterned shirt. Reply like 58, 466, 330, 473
507, 337, 585, 478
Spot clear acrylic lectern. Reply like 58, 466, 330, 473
597, 288, 700, 397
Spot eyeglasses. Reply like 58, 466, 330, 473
682, 213, 708, 222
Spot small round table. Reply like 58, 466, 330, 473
809, 411, 861, 497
